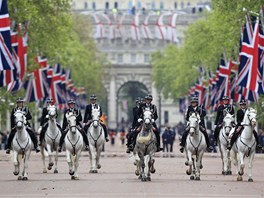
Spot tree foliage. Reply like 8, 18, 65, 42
0, 1, 107, 127
152, 0, 264, 100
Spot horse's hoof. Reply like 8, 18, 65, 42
54, 169, 58, 174
97, 164, 101, 169
135, 170, 140, 176
195, 177, 200, 181
69, 171, 75, 176
185, 161, 189, 166
17, 176, 22, 180
190, 176, 195, 180
222, 171, 228, 175
237, 176, 243, 181
186, 170, 191, 175
141, 177, 147, 182
71, 176, 79, 180
150, 168, 156, 174
49, 162, 54, 167
147, 177, 151, 181
48, 166, 52, 170
13, 171, 19, 176
248, 178, 253, 182
22, 177, 28, 181
92, 170, 98, 173
138, 175, 142, 180
43, 170, 47, 174
228, 171, 232, 175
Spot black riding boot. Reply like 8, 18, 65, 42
228, 131, 241, 150
200, 128, 213, 151
39, 122, 49, 145
253, 130, 262, 149
153, 129, 162, 152
26, 127, 40, 153
101, 124, 109, 142
126, 130, 134, 153
179, 129, 188, 153
6, 129, 16, 154
80, 129, 89, 150
58, 131, 67, 152
214, 126, 221, 144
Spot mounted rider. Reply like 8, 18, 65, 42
126, 97, 142, 153
137, 94, 162, 152
38, 98, 62, 145
83, 94, 109, 142
6, 97, 40, 154
214, 96, 235, 144
227, 99, 262, 150
58, 99, 89, 152
179, 95, 213, 153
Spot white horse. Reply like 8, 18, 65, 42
218, 110, 235, 175
11, 110, 32, 180
87, 107, 105, 173
231, 107, 257, 182
64, 112, 84, 180
40, 105, 61, 174
133, 109, 156, 182
185, 112, 207, 180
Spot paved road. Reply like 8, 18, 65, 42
0, 144, 263, 198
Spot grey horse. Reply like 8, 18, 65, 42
133, 109, 157, 182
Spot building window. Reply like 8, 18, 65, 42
174, 2, 178, 9
92, 2, 96, 10
84, 2, 88, 10
187, 1, 191, 7
137, 2, 141, 10
164, 111, 169, 124
160, 1, 164, 10
105, 2, 109, 9
117, 54, 123, 63
181, 1, 184, 9
151, 2, 156, 10
131, 53, 136, 64
144, 54, 150, 63
114, 2, 118, 9
128, 1, 133, 9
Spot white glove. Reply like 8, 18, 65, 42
46, 115, 49, 119
151, 118, 155, 123
137, 118, 143, 123
214, 125, 217, 130
38, 126, 42, 134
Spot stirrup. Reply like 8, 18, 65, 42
58, 147, 62, 153
126, 148, 131, 153
179, 147, 184, 153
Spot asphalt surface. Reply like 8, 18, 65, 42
0, 143, 264, 198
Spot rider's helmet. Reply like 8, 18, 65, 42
90, 94, 97, 100
16, 97, 24, 103
47, 98, 53, 104
68, 99, 75, 104
222, 96, 229, 101
239, 99, 247, 105
136, 97, 141, 104
190, 95, 199, 103
145, 94, 153, 101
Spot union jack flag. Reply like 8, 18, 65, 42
237, 15, 261, 93
0, 0, 14, 71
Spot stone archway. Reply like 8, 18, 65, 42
116, 81, 148, 130
103, 64, 158, 129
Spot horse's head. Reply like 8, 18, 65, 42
246, 108, 257, 127
91, 107, 101, 128
66, 112, 77, 134
143, 109, 153, 128
47, 105, 57, 121
14, 110, 26, 130
222, 112, 235, 136
189, 112, 200, 136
